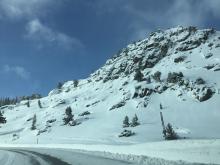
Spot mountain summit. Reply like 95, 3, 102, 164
1, 26, 220, 144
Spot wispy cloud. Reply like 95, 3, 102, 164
0, 0, 55, 20
0, 0, 83, 51
25, 19, 84, 50
90, 0, 220, 40
123, 0, 220, 40
3, 65, 30, 80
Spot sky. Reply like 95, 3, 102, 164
0, 0, 220, 97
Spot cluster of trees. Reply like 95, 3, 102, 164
0, 94, 42, 108
20, 94, 42, 101
0, 97, 19, 107
122, 111, 178, 140
25, 99, 42, 109
57, 80, 79, 90
160, 111, 178, 140
123, 114, 140, 128
118, 114, 140, 138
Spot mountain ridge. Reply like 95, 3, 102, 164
0, 26, 220, 145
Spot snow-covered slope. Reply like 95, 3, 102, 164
1, 26, 220, 146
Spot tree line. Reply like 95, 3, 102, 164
0, 93, 42, 107
0, 97, 19, 107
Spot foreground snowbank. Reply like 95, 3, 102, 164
0, 139, 219, 164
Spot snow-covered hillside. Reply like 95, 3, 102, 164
0, 26, 220, 163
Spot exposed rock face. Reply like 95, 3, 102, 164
86, 26, 219, 105
133, 87, 154, 99
195, 78, 205, 85
109, 101, 126, 111
92, 27, 214, 79
167, 72, 184, 84
174, 56, 186, 63
51, 26, 219, 108
196, 88, 214, 102
152, 71, 161, 82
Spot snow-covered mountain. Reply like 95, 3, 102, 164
1, 26, 220, 145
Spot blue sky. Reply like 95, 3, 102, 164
0, 0, 220, 97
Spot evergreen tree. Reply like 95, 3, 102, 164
57, 82, 63, 89
38, 100, 42, 108
164, 123, 178, 140
0, 111, 6, 124
134, 70, 144, 82
63, 106, 74, 125
31, 114, 36, 130
160, 103, 163, 110
27, 100, 30, 108
74, 80, 79, 87
123, 116, 129, 128
130, 114, 140, 127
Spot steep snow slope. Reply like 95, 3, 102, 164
0, 26, 220, 145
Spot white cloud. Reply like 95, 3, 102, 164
3, 65, 30, 80
25, 19, 83, 50
122, 0, 220, 40
0, 0, 83, 51
202, 0, 220, 18
0, 0, 55, 19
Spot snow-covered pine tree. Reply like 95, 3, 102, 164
0, 111, 6, 124
164, 123, 178, 140
160, 103, 163, 109
123, 116, 129, 128
27, 100, 30, 108
31, 114, 36, 130
63, 106, 74, 125
38, 100, 42, 108
74, 80, 79, 87
130, 114, 140, 127
57, 82, 63, 89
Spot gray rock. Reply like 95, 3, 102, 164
118, 129, 135, 137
